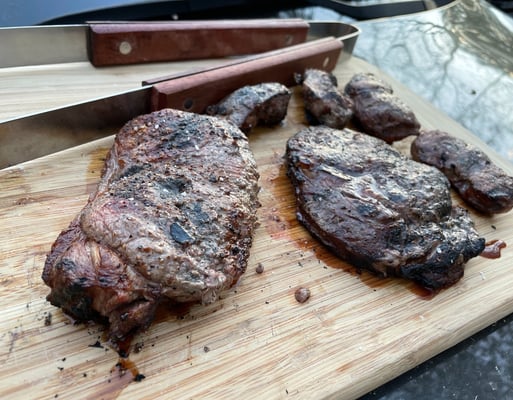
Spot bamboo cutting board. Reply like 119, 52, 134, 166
1, 57, 513, 400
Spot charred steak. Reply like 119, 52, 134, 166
286, 126, 485, 290
206, 82, 291, 133
411, 130, 513, 214
42, 109, 260, 341
298, 68, 353, 128
344, 73, 420, 142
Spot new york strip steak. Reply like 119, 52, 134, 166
42, 109, 260, 342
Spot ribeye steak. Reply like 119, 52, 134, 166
286, 126, 485, 290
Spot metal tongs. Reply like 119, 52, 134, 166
0, 19, 360, 168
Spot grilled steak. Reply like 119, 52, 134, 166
286, 126, 485, 290
298, 68, 353, 128
42, 109, 260, 342
344, 73, 420, 142
206, 82, 291, 133
411, 130, 513, 214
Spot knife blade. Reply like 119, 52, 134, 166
0, 35, 345, 169
0, 19, 310, 68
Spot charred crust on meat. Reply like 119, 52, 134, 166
411, 130, 513, 214
299, 68, 353, 129
157, 177, 190, 195
344, 73, 420, 142
42, 109, 260, 342
206, 82, 292, 133
286, 126, 485, 290
169, 222, 194, 245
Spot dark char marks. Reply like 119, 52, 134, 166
206, 82, 291, 133
42, 109, 260, 342
286, 126, 485, 290
298, 68, 353, 128
344, 72, 420, 142
411, 129, 513, 214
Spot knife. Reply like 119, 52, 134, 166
0, 19, 311, 68
0, 32, 350, 169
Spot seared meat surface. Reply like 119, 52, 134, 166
206, 82, 291, 133
298, 68, 353, 128
411, 130, 513, 214
286, 127, 485, 290
42, 109, 260, 341
344, 73, 420, 142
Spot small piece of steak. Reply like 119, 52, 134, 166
298, 68, 353, 128
42, 109, 260, 341
286, 126, 485, 290
411, 129, 513, 214
344, 73, 420, 142
206, 82, 291, 133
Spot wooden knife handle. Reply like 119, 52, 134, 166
151, 37, 343, 113
88, 19, 309, 67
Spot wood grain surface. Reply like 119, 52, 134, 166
1, 56, 513, 400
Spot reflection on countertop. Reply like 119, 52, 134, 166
353, 0, 513, 163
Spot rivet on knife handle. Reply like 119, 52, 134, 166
87, 19, 309, 67
150, 37, 343, 113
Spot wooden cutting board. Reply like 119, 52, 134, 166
1, 56, 513, 400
